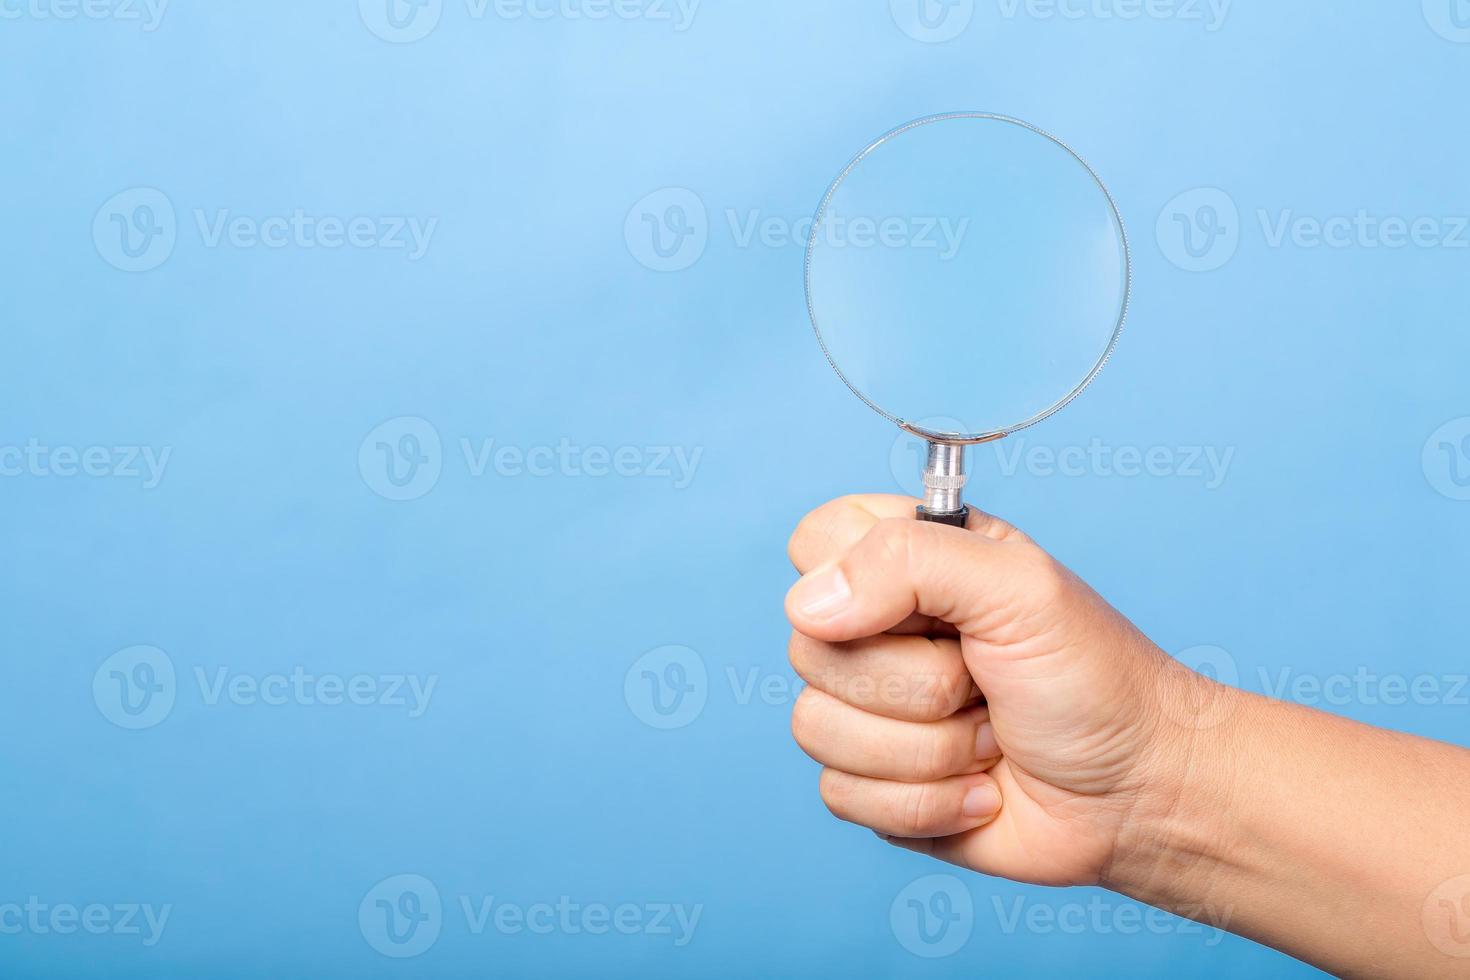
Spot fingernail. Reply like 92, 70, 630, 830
962, 784, 1001, 819
791, 564, 852, 621
974, 722, 999, 760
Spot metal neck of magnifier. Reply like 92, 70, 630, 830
903, 424, 999, 528
916, 442, 970, 528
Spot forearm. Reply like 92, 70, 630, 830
1108, 678, 1470, 978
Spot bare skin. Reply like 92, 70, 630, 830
784, 494, 1470, 979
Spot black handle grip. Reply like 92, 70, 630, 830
916, 505, 970, 528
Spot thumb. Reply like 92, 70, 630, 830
785, 517, 1042, 643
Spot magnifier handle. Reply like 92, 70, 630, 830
917, 505, 970, 528
915, 442, 970, 528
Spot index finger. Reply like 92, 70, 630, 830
788, 494, 1024, 574
788, 495, 916, 574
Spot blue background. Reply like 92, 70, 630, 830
3, 1, 1468, 976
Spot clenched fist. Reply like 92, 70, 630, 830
784, 494, 1190, 889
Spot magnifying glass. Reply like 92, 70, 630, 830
804, 112, 1131, 526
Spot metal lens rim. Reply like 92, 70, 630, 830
803, 111, 1133, 446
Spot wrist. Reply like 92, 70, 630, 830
1100, 652, 1248, 915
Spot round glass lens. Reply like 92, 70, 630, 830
805, 113, 1130, 441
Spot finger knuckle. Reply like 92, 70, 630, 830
1018, 544, 1072, 601
868, 518, 915, 570
788, 497, 865, 568
911, 673, 967, 722
900, 782, 941, 837
972, 509, 1027, 543
786, 631, 813, 677
789, 688, 821, 749
912, 729, 953, 782
787, 514, 819, 567
818, 769, 850, 819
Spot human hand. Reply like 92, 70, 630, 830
785, 494, 1201, 889
787, 493, 1470, 977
